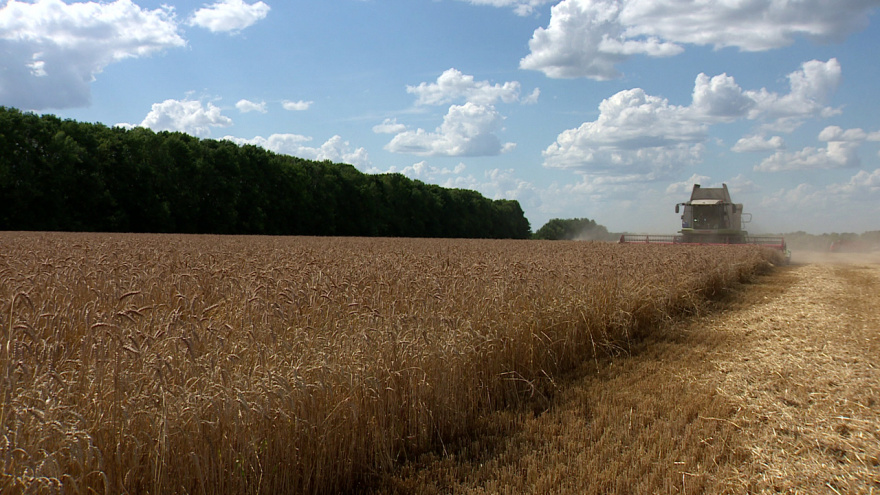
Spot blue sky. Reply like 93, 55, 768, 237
2, 0, 879, 234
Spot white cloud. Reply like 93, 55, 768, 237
387, 69, 531, 157
760, 169, 880, 230
224, 133, 310, 149
690, 73, 754, 121
140, 99, 232, 137
282, 100, 313, 111
542, 87, 706, 176
521, 0, 875, 80
224, 134, 371, 169
621, 0, 876, 51
481, 168, 540, 203
543, 59, 844, 183
0, 0, 185, 109
760, 183, 825, 211
27, 55, 47, 77
372, 118, 408, 134
665, 173, 712, 196
692, 59, 840, 131
754, 125, 878, 172
818, 125, 880, 142
827, 168, 880, 198
385, 102, 515, 157
665, 173, 758, 198
375, 161, 469, 179
732, 135, 785, 152
746, 59, 842, 131
457, 0, 554, 16
406, 68, 530, 106
363, 163, 539, 217
523, 88, 541, 105
189, 0, 270, 33
439, 168, 541, 209
726, 174, 759, 195
520, 0, 682, 80
755, 143, 860, 172
236, 99, 267, 113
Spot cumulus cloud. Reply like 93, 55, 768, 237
282, 100, 313, 111
621, 0, 876, 51
406, 68, 528, 106
542, 59, 843, 183
690, 73, 755, 121
732, 135, 786, 153
760, 183, 825, 211
754, 125, 879, 172
762, 168, 880, 223
818, 125, 880, 142
189, 0, 270, 33
224, 134, 371, 169
726, 174, 760, 195
665, 173, 758, 198
437, 168, 541, 209
694, 59, 840, 131
224, 133, 310, 149
542, 87, 705, 177
236, 99, 267, 113
827, 168, 880, 198
385, 102, 515, 157
521, 0, 875, 80
755, 142, 860, 172
385, 69, 529, 157
370, 160, 468, 178
456, 0, 553, 16
372, 118, 408, 134
139, 99, 233, 137
0, 0, 185, 109
520, 0, 683, 80
481, 168, 540, 203
522, 88, 541, 105
665, 173, 712, 196
746, 59, 842, 131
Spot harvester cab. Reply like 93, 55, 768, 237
675, 184, 751, 244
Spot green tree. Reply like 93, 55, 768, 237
534, 218, 612, 241
0, 106, 532, 239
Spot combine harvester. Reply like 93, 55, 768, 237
620, 184, 789, 260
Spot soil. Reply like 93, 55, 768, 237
371, 251, 880, 494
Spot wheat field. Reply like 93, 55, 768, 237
0, 232, 783, 494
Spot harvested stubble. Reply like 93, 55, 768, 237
0, 233, 783, 494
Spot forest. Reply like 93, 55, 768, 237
0, 107, 531, 239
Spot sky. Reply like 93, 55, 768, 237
2, 0, 880, 235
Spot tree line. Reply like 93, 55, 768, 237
532, 217, 615, 241
0, 107, 531, 238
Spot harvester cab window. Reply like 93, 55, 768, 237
694, 206, 723, 229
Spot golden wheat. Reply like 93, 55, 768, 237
0, 232, 782, 494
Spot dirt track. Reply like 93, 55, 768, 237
374, 253, 880, 494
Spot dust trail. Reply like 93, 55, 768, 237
790, 250, 880, 265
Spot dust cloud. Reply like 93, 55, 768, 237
790, 250, 880, 265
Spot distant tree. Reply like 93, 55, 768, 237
534, 218, 613, 241
492, 199, 531, 239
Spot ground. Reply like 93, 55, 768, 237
371, 251, 880, 494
